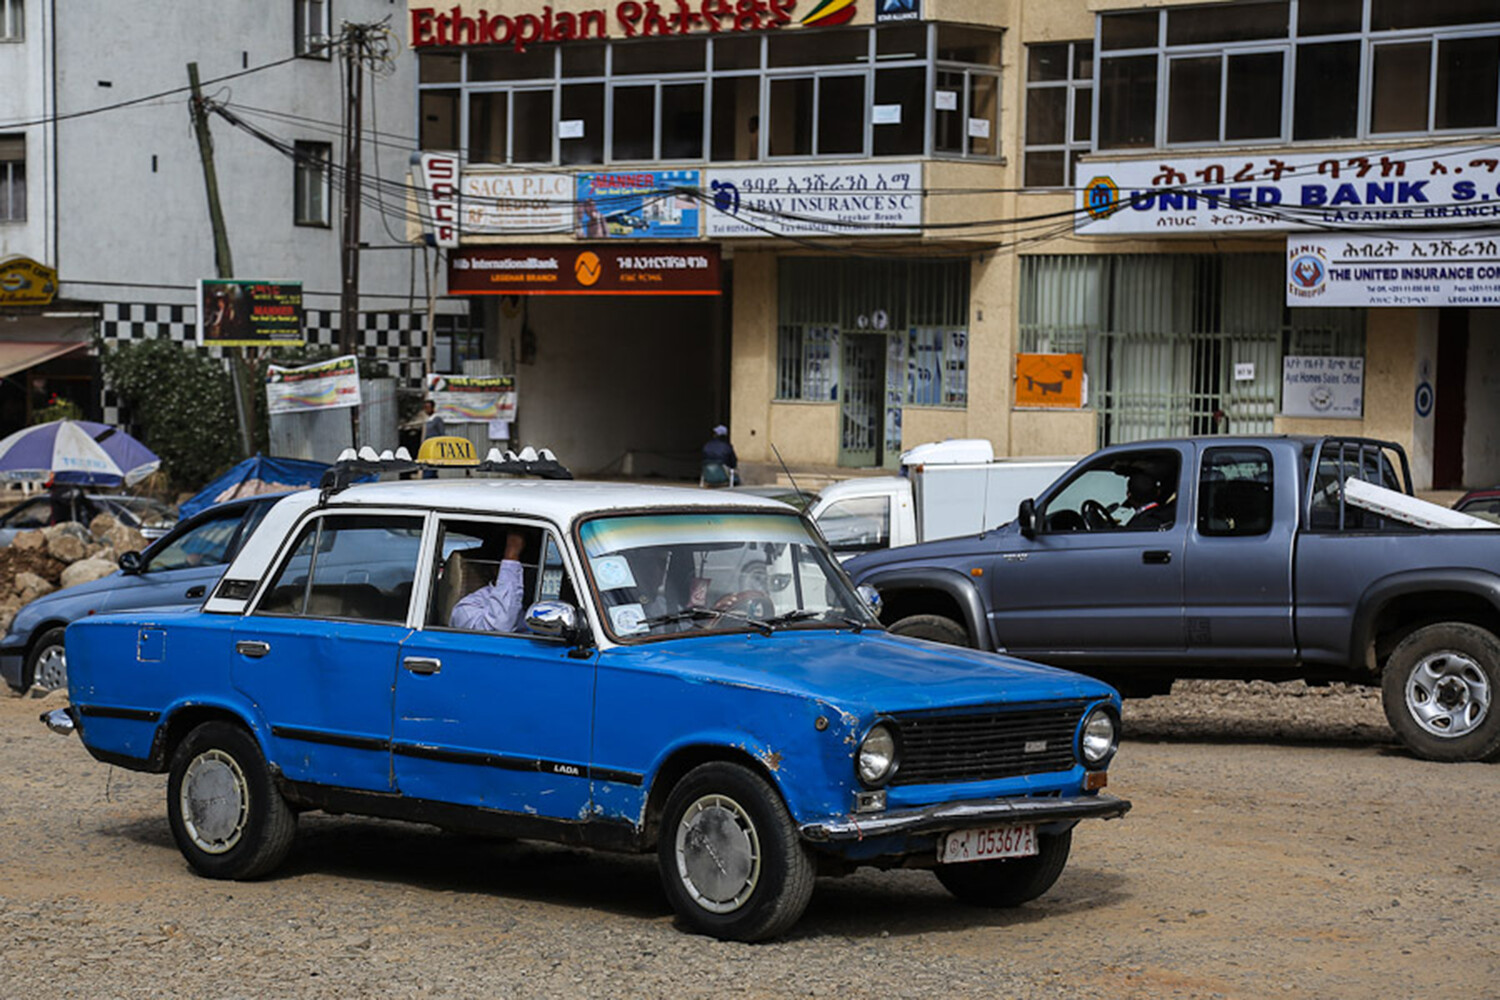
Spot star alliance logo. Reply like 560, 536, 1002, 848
876, 0, 920, 23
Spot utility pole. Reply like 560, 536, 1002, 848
188, 62, 255, 457
339, 23, 368, 356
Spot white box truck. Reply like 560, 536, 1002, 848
808, 440, 1077, 559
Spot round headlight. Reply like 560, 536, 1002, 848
856, 724, 899, 786
1080, 707, 1119, 767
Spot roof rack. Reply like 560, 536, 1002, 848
318, 439, 573, 500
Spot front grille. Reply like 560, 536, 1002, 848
890, 703, 1085, 786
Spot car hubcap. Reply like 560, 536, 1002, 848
674, 794, 760, 914
1406, 651, 1490, 738
180, 750, 250, 854
33, 644, 66, 692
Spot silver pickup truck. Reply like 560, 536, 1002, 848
847, 436, 1500, 763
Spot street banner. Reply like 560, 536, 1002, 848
463, 171, 573, 234
705, 163, 922, 237
448, 245, 721, 295
1076, 143, 1500, 235
575, 170, 701, 239
198, 279, 305, 347
426, 372, 517, 423
1287, 232, 1500, 308
1281, 356, 1364, 419
265, 355, 361, 414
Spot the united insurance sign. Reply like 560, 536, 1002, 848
1077, 144, 1500, 234
1287, 232, 1500, 308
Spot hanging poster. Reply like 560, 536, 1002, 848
198, 280, 305, 347
426, 373, 518, 423
575, 170, 701, 239
265, 355, 361, 414
462, 171, 574, 235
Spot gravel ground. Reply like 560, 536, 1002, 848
2, 679, 1495, 1000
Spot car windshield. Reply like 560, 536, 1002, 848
100, 496, 177, 530
578, 511, 874, 641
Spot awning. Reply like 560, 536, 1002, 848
0, 341, 87, 379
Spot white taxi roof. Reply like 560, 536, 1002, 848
204, 478, 796, 616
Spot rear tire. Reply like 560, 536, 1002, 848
934, 829, 1072, 907
658, 762, 815, 942
889, 614, 971, 648
167, 722, 297, 879
26, 627, 67, 694
1381, 623, 1500, 762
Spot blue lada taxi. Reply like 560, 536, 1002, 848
50, 473, 1128, 941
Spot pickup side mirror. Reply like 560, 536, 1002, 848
1018, 499, 1037, 539
118, 550, 143, 575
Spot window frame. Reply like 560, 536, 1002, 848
293, 140, 332, 227
1023, 40, 1095, 189
251, 511, 427, 624
0, 134, 25, 224
421, 514, 582, 639
1092, 0, 1500, 151
294, 0, 331, 60
0, 0, 22, 42
1196, 446, 1275, 538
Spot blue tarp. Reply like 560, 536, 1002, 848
179, 454, 330, 519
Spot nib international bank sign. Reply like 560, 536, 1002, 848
1076, 144, 1500, 234
448, 245, 721, 295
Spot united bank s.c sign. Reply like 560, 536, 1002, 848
412, 0, 859, 51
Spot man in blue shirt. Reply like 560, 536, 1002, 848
701, 424, 738, 487
450, 532, 527, 632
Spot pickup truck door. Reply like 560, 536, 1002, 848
390, 522, 595, 821
1183, 444, 1296, 661
988, 447, 1187, 662
231, 512, 426, 793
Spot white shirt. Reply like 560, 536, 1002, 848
449, 560, 525, 632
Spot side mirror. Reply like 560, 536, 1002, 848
857, 584, 883, 617
118, 551, 143, 575
525, 600, 584, 642
1018, 499, 1037, 540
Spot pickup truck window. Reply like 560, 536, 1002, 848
257, 514, 424, 623
1042, 450, 1180, 532
817, 496, 891, 554
1198, 447, 1273, 537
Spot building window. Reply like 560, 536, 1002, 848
776, 258, 970, 407
294, 141, 331, 226
1, 0, 21, 41
1095, 0, 1500, 149
295, 0, 330, 58
1024, 41, 1093, 188
0, 135, 23, 222
418, 24, 1002, 165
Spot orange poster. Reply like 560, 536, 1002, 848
1014, 353, 1084, 408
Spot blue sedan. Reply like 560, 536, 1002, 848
0, 494, 279, 694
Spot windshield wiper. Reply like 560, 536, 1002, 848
637, 605, 773, 636
762, 609, 820, 628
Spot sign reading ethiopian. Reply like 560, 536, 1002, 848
426, 373, 517, 423
1287, 232, 1500, 308
265, 355, 361, 415
706, 163, 921, 237
198, 279, 305, 347
1077, 144, 1500, 235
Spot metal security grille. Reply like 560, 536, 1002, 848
890, 703, 1085, 786
1019, 254, 1365, 448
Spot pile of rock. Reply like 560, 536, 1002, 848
0, 514, 150, 632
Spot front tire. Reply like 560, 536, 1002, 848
658, 762, 815, 942
888, 613, 971, 647
934, 829, 1072, 907
167, 722, 297, 879
26, 627, 67, 694
1382, 623, 1500, 762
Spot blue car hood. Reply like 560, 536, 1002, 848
617, 629, 1114, 714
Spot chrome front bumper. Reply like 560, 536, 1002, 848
40, 705, 77, 736
800, 793, 1130, 842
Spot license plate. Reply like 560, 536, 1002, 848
940, 824, 1038, 864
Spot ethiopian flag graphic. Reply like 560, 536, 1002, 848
800, 0, 857, 27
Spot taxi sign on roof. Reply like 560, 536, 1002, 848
417, 436, 478, 466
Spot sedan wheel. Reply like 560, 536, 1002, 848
27, 628, 67, 694
674, 793, 762, 914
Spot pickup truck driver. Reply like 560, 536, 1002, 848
450, 531, 527, 632
1124, 471, 1174, 529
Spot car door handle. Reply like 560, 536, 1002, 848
185, 586, 206, 599
403, 656, 441, 675
1143, 550, 1172, 565
235, 640, 271, 658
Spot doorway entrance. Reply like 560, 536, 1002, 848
839, 334, 884, 467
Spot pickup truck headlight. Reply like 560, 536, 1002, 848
1079, 706, 1119, 769
856, 723, 900, 787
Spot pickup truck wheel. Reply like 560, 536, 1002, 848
1382, 623, 1500, 762
934, 829, 1072, 907
658, 762, 815, 942
167, 722, 297, 880
26, 628, 67, 694
889, 614, 971, 648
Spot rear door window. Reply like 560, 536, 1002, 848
1198, 448, 1273, 536
257, 514, 424, 623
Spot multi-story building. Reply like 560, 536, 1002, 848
0, 0, 467, 437
407, 0, 1499, 488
